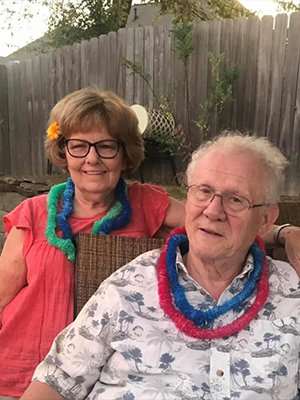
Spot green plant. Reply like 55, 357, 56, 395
170, 22, 195, 148
122, 59, 162, 108
196, 52, 241, 139
123, 59, 190, 158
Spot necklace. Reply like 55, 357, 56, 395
45, 177, 131, 263
158, 227, 269, 339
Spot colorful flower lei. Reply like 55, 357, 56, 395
45, 177, 131, 263
157, 227, 269, 339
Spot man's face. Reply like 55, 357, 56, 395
185, 148, 278, 264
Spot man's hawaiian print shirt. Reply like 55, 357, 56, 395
34, 249, 300, 400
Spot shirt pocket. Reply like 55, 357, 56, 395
249, 317, 299, 397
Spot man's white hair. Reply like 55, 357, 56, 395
186, 132, 288, 204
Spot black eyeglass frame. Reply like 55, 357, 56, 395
65, 139, 120, 159
187, 184, 269, 213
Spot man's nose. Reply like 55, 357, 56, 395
203, 194, 226, 220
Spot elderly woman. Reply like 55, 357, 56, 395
0, 87, 300, 399
0, 86, 184, 398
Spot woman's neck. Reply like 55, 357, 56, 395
72, 188, 116, 218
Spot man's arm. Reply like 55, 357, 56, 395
21, 382, 66, 400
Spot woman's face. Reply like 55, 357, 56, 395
65, 126, 126, 199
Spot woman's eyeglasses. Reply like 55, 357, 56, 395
65, 139, 120, 159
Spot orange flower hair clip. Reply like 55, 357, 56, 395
47, 122, 61, 141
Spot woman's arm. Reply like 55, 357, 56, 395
154, 197, 185, 239
0, 226, 27, 321
21, 381, 66, 400
262, 224, 300, 269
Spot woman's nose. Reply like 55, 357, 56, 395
85, 145, 101, 163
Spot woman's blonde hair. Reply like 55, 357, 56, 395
45, 86, 144, 175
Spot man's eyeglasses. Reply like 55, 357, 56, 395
187, 185, 269, 216
65, 139, 120, 159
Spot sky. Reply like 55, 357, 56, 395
0, 0, 292, 57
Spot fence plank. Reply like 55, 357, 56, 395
41, 52, 56, 114
174, 33, 186, 147
134, 27, 144, 105
144, 26, 154, 108
125, 28, 135, 105
89, 37, 99, 86
242, 17, 260, 131
164, 25, 175, 114
207, 20, 221, 138
192, 21, 209, 145
99, 35, 108, 91
116, 28, 127, 100
64, 45, 73, 95
233, 18, 247, 131
32, 56, 45, 174
18, 60, 32, 175
254, 16, 273, 136
219, 18, 234, 131
107, 32, 117, 93
266, 14, 288, 144
0, 65, 11, 174
153, 25, 165, 107
81, 40, 90, 88
73, 43, 81, 91
40, 53, 51, 167
56, 49, 65, 100
24, 59, 37, 174
7, 65, 19, 174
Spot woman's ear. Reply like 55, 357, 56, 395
258, 205, 279, 236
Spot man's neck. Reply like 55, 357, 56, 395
184, 252, 247, 301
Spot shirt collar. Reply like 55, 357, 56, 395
175, 249, 255, 281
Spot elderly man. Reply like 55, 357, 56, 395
23, 134, 300, 400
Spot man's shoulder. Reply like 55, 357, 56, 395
268, 256, 300, 294
102, 248, 162, 287
93, 248, 162, 304
268, 256, 297, 276
116, 248, 162, 274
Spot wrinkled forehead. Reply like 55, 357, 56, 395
190, 148, 268, 196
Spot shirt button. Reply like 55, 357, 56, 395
200, 288, 206, 295
216, 370, 224, 377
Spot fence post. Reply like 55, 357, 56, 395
0, 65, 11, 175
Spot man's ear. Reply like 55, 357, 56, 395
258, 205, 279, 236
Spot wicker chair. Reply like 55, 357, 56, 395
74, 199, 300, 317
74, 234, 164, 317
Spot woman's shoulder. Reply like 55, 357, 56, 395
4, 194, 48, 234
6, 194, 47, 215
22, 193, 48, 211
128, 181, 168, 196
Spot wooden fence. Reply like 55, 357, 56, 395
1, 13, 300, 193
